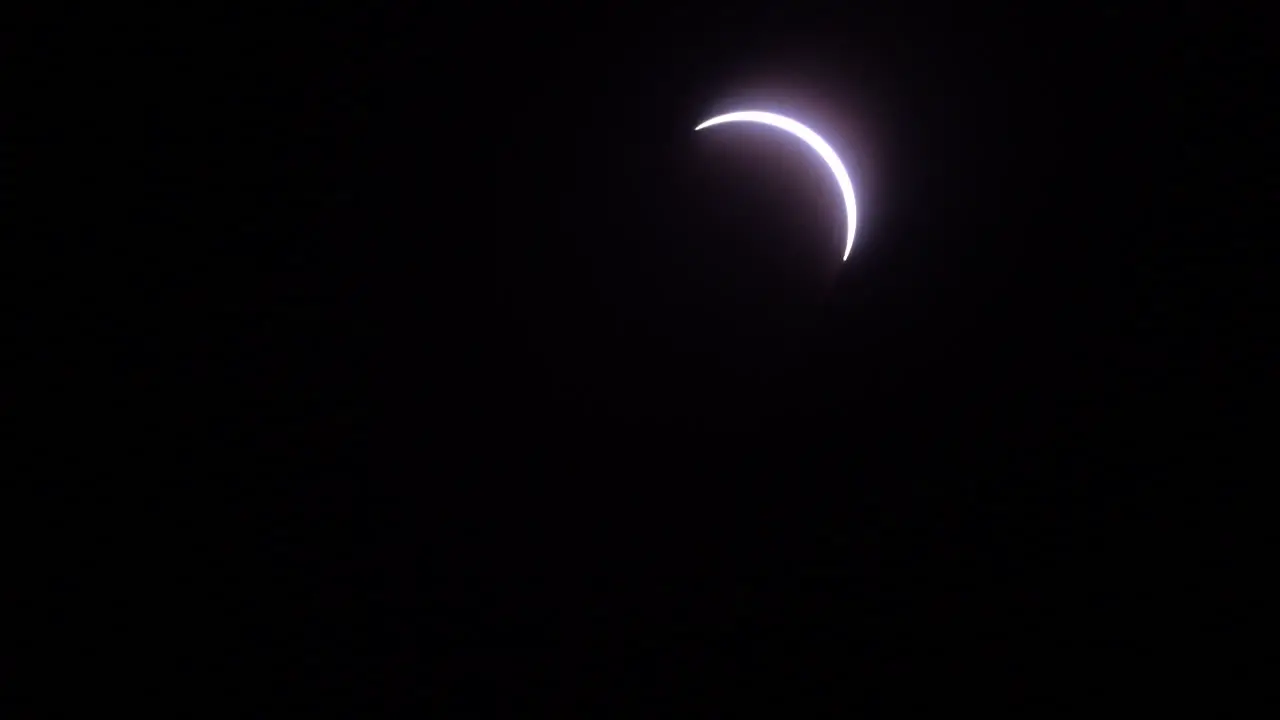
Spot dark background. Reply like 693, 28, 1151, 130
31, 1, 1269, 709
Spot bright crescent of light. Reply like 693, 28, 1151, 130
695, 111, 858, 260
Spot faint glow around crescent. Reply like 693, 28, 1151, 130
696, 111, 858, 260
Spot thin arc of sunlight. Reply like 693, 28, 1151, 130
695, 111, 858, 261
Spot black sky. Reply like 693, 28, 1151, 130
33, 1, 1269, 709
